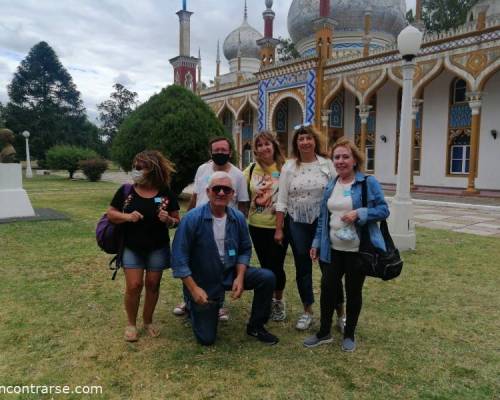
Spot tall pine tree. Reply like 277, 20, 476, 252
98, 83, 138, 144
5, 41, 99, 160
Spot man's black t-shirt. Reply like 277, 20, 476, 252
110, 185, 180, 252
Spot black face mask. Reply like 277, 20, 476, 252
212, 153, 230, 166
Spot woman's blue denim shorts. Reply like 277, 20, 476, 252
122, 246, 170, 271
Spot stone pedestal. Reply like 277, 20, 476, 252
388, 198, 416, 251
0, 163, 35, 219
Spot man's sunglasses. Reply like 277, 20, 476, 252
211, 185, 234, 195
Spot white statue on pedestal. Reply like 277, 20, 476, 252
0, 128, 35, 219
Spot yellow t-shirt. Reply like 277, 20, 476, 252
243, 162, 281, 229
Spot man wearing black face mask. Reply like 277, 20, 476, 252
187, 137, 249, 214
173, 137, 250, 320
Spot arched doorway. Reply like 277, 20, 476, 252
327, 90, 345, 147
240, 105, 255, 168
272, 97, 303, 157
220, 108, 234, 137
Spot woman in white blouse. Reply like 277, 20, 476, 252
275, 124, 336, 330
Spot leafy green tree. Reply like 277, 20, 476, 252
277, 37, 300, 62
0, 102, 5, 127
5, 41, 101, 160
46, 145, 98, 179
97, 83, 138, 144
112, 85, 232, 195
422, 0, 479, 32
79, 158, 108, 182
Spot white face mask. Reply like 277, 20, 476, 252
131, 169, 145, 184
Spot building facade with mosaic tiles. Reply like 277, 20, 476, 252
175, 0, 500, 193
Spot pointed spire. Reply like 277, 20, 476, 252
182, 0, 187, 11
216, 39, 221, 62
237, 31, 242, 58
198, 47, 201, 60
244, 0, 248, 21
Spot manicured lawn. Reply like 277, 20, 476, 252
0, 175, 498, 399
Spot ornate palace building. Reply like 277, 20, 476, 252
173, 0, 500, 194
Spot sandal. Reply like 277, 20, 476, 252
124, 325, 138, 342
144, 323, 160, 338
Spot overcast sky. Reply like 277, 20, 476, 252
0, 0, 416, 124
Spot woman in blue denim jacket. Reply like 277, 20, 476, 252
304, 138, 389, 352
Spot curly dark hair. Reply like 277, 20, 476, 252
133, 150, 176, 189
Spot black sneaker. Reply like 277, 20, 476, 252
246, 325, 279, 345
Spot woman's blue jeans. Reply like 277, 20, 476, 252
286, 216, 317, 307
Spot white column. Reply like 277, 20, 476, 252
389, 60, 416, 250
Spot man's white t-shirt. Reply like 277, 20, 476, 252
212, 215, 227, 264
193, 161, 249, 208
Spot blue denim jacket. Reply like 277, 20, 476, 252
171, 203, 252, 299
311, 172, 390, 264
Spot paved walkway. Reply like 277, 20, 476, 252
94, 171, 500, 238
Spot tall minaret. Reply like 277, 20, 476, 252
197, 48, 202, 94
257, 0, 280, 68
169, 0, 199, 92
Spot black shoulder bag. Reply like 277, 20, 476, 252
358, 177, 403, 281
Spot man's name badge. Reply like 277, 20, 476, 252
228, 249, 236, 256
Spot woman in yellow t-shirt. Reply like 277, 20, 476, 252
244, 131, 288, 321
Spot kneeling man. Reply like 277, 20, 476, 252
172, 171, 278, 345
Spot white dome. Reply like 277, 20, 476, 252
288, 0, 407, 55
223, 18, 263, 61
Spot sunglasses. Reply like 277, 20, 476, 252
211, 185, 234, 195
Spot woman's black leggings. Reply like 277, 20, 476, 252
319, 250, 365, 339
249, 225, 288, 291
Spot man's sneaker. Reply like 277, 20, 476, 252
303, 333, 333, 348
218, 307, 230, 322
295, 313, 313, 330
271, 299, 286, 321
336, 315, 346, 334
173, 302, 187, 316
341, 337, 356, 352
246, 325, 279, 345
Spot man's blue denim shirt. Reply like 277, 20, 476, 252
312, 172, 390, 264
171, 203, 252, 299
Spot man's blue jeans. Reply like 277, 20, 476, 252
286, 216, 317, 307
186, 267, 275, 346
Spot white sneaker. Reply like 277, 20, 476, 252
173, 302, 187, 316
218, 307, 230, 322
271, 299, 286, 321
295, 313, 313, 330
336, 315, 346, 334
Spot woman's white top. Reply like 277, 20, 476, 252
327, 180, 360, 252
276, 155, 335, 224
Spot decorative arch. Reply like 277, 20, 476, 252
388, 59, 445, 98
267, 90, 306, 130
217, 103, 237, 120
477, 57, 500, 91
207, 100, 226, 117
227, 96, 246, 119
219, 106, 236, 138
444, 56, 476, 91
322, 77, 343, 108
343, 69, 387, 105
235, 97, 258, 121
